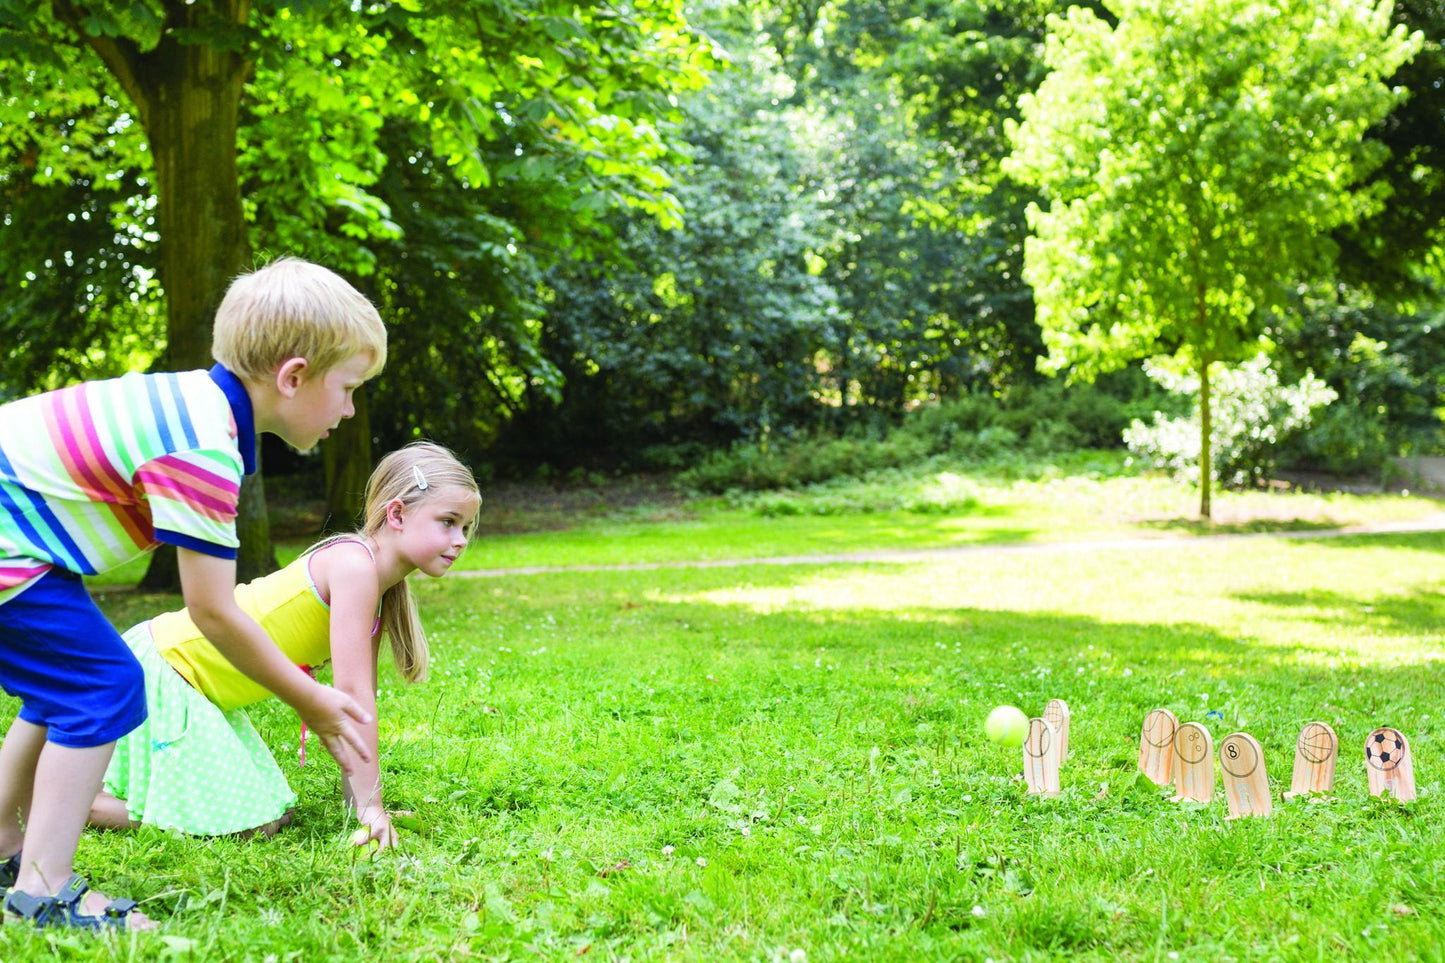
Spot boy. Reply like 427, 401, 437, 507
0, 258, 385, 929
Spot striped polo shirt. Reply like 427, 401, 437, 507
0, 364, 257, 605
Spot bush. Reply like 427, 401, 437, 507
1123, 355, 1337, 487
678, 375, 1165, 493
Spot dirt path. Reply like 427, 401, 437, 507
456, 513, 1445, 578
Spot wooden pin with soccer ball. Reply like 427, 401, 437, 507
1365, 727, 1416, 802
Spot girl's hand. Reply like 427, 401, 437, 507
350, 810, 412, 851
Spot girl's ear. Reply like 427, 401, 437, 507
384, 498, 407, 530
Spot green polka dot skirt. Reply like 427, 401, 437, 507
103, 624, 298, 835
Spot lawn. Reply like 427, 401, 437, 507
6, 471, 1444, 959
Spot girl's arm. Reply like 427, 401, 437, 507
315, 542, 399, 848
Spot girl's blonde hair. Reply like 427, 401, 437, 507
316, 442, 479, 683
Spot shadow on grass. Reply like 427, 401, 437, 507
1235, 587, 1445, 636
1301, 530, 1445, 554
1136, 517, 1344, 536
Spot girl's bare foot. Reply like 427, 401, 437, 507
233, 809, 294, 840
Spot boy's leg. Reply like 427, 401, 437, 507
0, 571, 150, 926
12, 741, 114, 895
0, 718, 46, 855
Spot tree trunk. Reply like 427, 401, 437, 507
68, 2, 277, 586
1199, 356, 1212, 520
323, 390, 372, 533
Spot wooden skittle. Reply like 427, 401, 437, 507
1044, 698, 1071, 763
1138, 708, 1178, 787
1219, 732, 1272, 819
1284, 721, 1338, 800
1023, 717, 1061, 798
1171, 722, 1214, 803
1365, 727, 1416, 802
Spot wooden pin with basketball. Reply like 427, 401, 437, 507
1138, 708, 1178, 786
1284, 721, 1338, 800
1365, 727, 1416, 802
1171, 721, 1214, 803
1219, 732, 1272, 819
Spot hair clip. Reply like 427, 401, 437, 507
412, 465, 429, 491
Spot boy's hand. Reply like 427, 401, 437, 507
299, 683, 374, 770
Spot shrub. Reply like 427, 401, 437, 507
1123, 355, 1337, 487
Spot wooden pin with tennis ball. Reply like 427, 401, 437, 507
1044, 698, 1070, 763
1024, 717, 1062, 797
1138, 708, 1177, 787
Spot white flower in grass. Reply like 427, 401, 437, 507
696, 856, 707, 867
740, 826, 751, 837
971, 905, 986, 918
661, 845, 674, 856
797, 816, 808, 825
540, 847, 553, 861
790, 950, 807, 963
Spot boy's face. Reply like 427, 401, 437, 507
275, 351, 374, 450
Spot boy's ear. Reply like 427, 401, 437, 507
275, 357, 310, 399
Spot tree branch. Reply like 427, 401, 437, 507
49, 0, 152, 120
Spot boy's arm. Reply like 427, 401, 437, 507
323, 546, 400, 848
177, 547, 373, 770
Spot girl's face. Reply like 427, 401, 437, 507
389, 485, 480, 577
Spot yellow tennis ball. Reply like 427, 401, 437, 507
985, 705, 1029, 748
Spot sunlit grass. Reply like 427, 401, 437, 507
10, 465, 1441, 958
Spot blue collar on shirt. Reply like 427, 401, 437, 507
208, 363, 258, 476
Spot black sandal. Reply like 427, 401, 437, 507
0, 851, 19, 892
3, 874, 139, 930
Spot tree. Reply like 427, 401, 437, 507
1005, 0, 1420, 516
0, 0, 712, 567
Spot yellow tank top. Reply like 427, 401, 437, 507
152, 541, 368, 711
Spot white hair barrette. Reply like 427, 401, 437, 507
412, 465, 429, 491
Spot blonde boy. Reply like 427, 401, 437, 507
0, 258, 384, 929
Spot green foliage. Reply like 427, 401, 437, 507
1276, 285, 1445, 472
679, 375, 1165, 492
1124, 355, 1338, 487
1007, 0, 1421, 379
0, 0, 715, 447
1006, 0, 1422, 514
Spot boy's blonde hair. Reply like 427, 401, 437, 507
314, 442, 480, 684
212, 257, 387, 383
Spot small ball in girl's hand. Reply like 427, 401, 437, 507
984, 705, 1029, 748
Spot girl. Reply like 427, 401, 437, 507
89, 442, 480, 848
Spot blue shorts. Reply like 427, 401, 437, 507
0, 568, 146, 748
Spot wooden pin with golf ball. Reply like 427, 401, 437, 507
1284, 721, 1338, 800
1171, 721, 1214, 803
1364, 727, 1416, 802
1219, 732, 1272, 819
1137, 708, 1177, 787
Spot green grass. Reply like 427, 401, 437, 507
457, 456, 1441, 571
8, 469, 1445, 959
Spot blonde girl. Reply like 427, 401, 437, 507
89, 442, 479, 847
